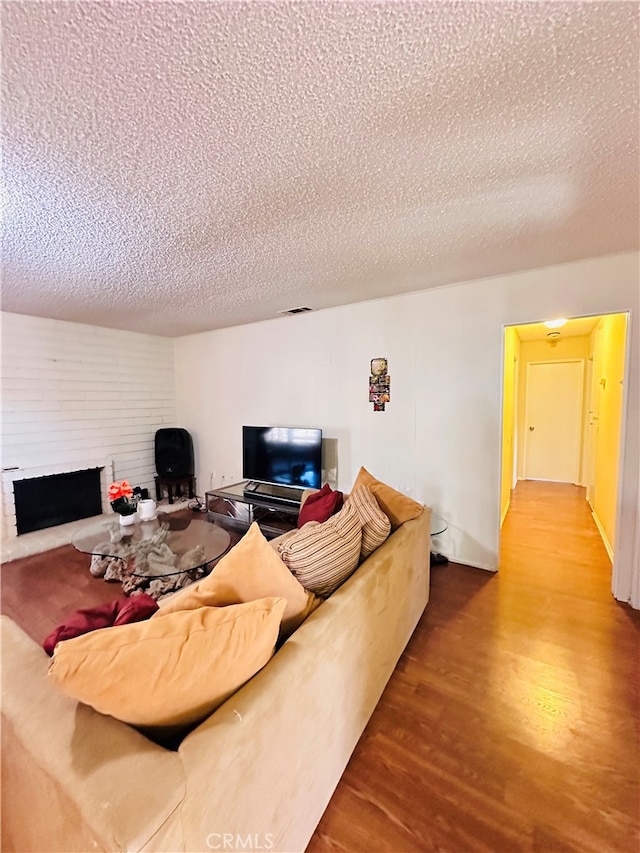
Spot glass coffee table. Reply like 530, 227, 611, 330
72, 513, 232, 597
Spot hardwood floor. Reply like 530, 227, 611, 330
0, 511, 235, 644
307, 481, 639, 852
1, 485, 638, 851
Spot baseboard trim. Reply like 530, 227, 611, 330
591, 509, 614, 563
500, 499, 510, 528
455, 559, 498, 573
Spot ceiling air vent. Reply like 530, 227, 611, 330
277, 306, 313, 315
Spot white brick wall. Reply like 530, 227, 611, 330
1, 313, 177, 538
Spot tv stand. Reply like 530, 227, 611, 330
206, 481, 302, 539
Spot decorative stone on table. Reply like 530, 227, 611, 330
147, 571, 195, 601
89, 555, 107, 578
90, 554, 123, 578
87, 523, 209, 600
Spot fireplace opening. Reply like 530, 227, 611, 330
14, 468, 103, 535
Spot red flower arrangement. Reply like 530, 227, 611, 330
108, 480, 137, 516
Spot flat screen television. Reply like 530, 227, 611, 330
242, 426, 322, 490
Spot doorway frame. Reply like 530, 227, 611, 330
498, 312, 632, 605
610, 311, 634, 602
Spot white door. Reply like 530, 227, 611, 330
524, 360, 584, 483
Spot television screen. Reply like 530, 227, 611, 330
243, 426, 322, 490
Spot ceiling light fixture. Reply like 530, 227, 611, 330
544, 318, 567, 329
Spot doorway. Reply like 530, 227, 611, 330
500, 313, 628, 586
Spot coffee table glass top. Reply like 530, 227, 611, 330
72, 513, 231, 577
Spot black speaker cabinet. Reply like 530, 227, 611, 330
154, 428, 194, 479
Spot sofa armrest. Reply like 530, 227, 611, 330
1, 616, 185, 852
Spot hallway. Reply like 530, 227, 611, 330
500, 479, 615, 600
309, 480, 639, 851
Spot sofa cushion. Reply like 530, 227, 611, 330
351, 466, 423, 530
278, 502, 362, 597
346, 485, 391, 559
297, 483, 343, 527
48, 598, 286, 731
43, 593, 158, 656
155, 522, 319, 638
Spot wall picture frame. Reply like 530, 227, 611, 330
369, 358, 390, 411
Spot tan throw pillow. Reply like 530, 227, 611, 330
157, 522, 319, 638
346, 484, 391, 559
351, 466, 423, 530
48, 598, 286, 731
278, 502, 362, 597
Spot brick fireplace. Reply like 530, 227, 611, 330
2, 459, 113, 540
14, 468, 103, 535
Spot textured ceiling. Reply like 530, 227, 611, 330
2, 1, 638, 337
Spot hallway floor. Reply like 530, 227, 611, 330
308, 480, 639, 851
501, 479, 615, 597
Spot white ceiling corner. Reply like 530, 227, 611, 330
1, 1, 638, 337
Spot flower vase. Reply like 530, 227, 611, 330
119, 512, 138, 527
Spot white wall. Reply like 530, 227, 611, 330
174, 252, 640, 606
1, 313, 176, 538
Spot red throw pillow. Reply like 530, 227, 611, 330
297, 484, 344, 528
112, 594, 159, 626
43, 593, 158, 656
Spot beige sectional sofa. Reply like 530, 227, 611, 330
1, 505, 431, 853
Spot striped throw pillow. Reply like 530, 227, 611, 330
278, 502, 363, 598
346, 485, 391, 559
351, 466, 423, 530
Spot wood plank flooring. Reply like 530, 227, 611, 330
307, 481, 639, 852
1, 484, 638, 851
0, 511, 231, 644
